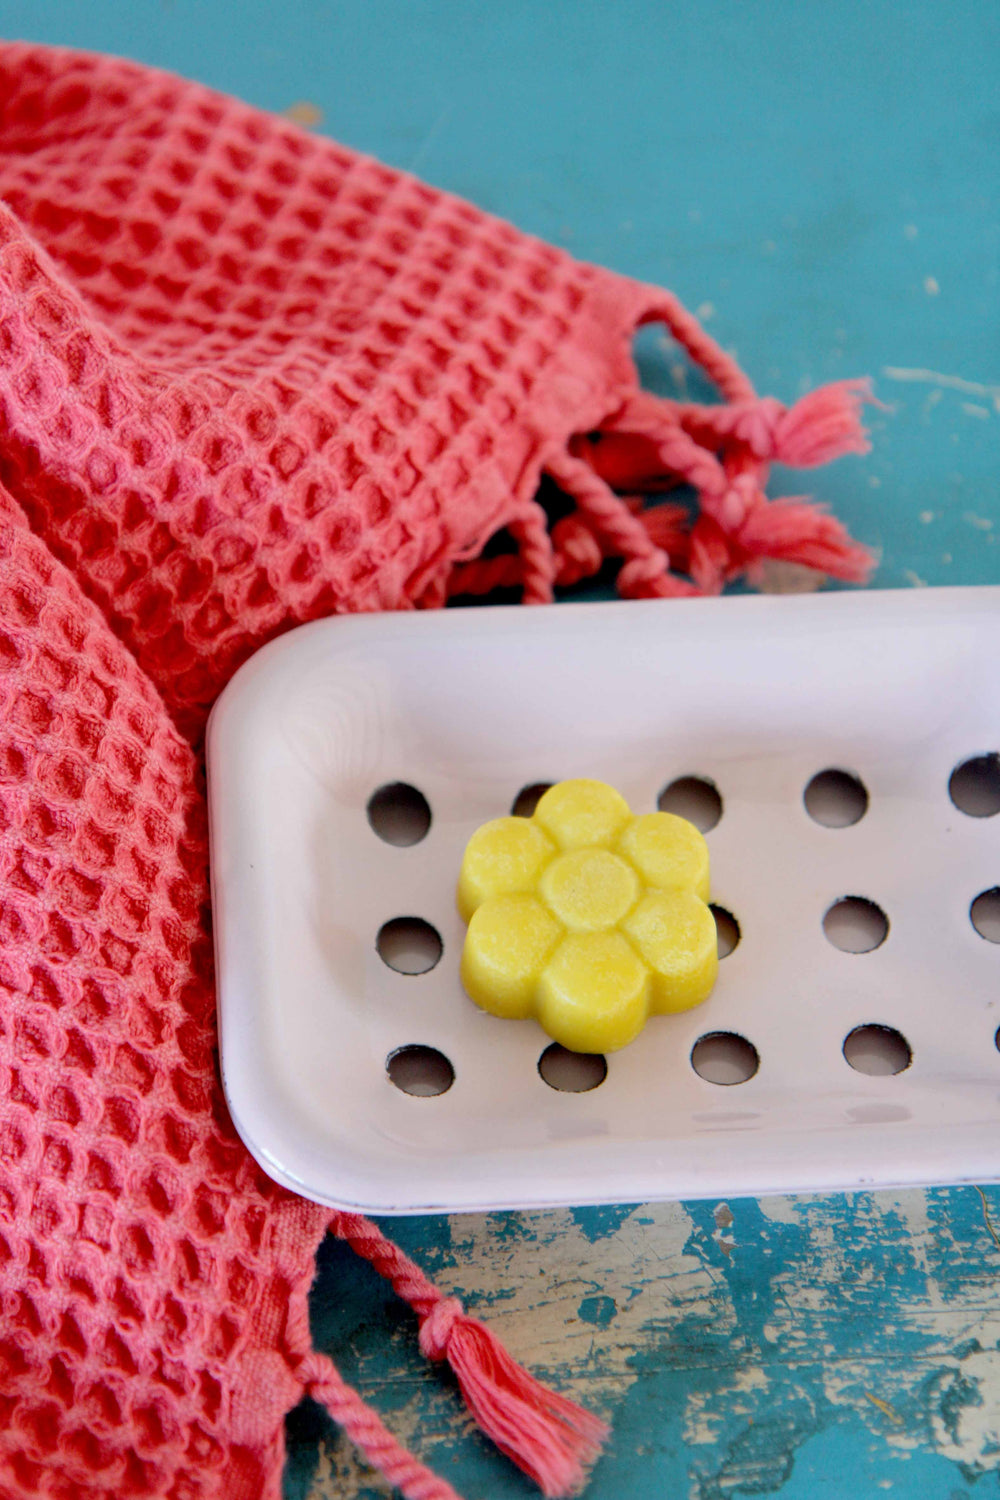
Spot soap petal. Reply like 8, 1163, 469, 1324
533, 778, 631, 851
457, 816, 556, 921
617, 812, 711, 901
462, 895, 562, 1019
537, 931, 650, 1053
622, 890, 718, 1013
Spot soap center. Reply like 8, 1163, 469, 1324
540, 848, 639, 931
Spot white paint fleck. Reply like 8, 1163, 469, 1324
942, 553, 952, 564
963, 512, 993, 531
904, 570, 927, 587
883, 366, 1000, 402
904, 224, 918, 240
696, 302, 716, 322
926, 1350, 1000, 1466
961, 402, 990, 420
924, 275, 940, 295
919, 511, 935, 523
868, 475, 883, 488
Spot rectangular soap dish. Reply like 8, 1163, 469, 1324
207, 587, 1000, 1214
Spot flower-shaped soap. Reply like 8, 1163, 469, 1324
458, 779, 718, 1054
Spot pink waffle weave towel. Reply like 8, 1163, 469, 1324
0, 43, 873, 1500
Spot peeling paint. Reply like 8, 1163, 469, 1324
291, 1187, 1000, 1498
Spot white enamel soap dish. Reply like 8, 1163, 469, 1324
207, 588, 1000, 1214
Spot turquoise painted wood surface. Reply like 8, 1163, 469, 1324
7, 3, 1000, 1496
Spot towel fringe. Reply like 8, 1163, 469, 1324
448, 321, 874, 604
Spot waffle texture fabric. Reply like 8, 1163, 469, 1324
0, 42, 873, 1500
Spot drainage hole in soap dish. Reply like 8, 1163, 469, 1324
710, 905, 741, 959
971, 889, 1000, 943
387, 1045, 454, 1096
538, 1043, 608, 1092
512, 783, 554, 818
823, 897, 888, 954
804, 769, 869, 828
691, 1031, 759, 1085
949, 754, 1000, 818
376, 917, 443, 974
843, 1024, 912, 1076
367, 782, 432, 845
658, 776, 722, 833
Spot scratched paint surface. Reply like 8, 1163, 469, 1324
10, 2, 999, 1496
288, 1191, 1000, 1498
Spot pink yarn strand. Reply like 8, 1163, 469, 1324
296, 1349, 466, 1500
673, 379, 874, 466
638, 288, 757, 404
509, 498, 557, 604
545, 448, 697, 599
329, 1213, 608, 1498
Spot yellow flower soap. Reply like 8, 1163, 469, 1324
458, 779, 718, 1053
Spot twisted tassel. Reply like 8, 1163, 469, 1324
329, 1212, 608, 1499
509, 497, 557, 603
293, 1348, 465, 1500
443, 306, 873, 602
448, 500, 689, 600
282, 1243, 467, 1500
577, 378, 874, 592
675, 378, 874, 466
544, 448, 697, 599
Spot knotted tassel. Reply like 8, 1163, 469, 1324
418, 1297, 608, 1499
737, 494, 874, 580
329, 1212, 608, 1498
689, 493, 875, 593
676, 378, 874, 467
768, 378, 874, 466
